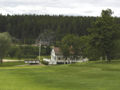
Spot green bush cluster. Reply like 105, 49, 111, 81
7, 45, 51, 59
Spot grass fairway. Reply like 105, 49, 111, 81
0, 61, 120, 90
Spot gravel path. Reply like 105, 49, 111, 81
3, 59, 24, 62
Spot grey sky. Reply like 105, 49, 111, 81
0, 0, 120, 16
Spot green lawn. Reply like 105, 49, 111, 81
0, 61, 120, 90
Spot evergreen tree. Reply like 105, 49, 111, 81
88, 9, 119, 61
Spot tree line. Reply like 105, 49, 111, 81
0, 32, 51, 63
0, 14, 119, 45
0, 9, 120, 63
0, 14, 97, 44
59, 9, 120, 61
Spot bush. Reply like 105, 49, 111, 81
7, 45, 51, 59
41, 60, 49, 65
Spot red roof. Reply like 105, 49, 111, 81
53, 47, 74, 55
54, 47, 63, 55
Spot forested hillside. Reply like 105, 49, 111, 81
0, 15, 120, 44
0, 15, 97, 44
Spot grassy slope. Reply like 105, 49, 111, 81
0, 61, 120, 90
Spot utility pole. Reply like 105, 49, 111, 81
39, 40, 41, 61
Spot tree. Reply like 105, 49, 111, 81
16, 46, 23, 61
36, 29, 56, 45
60, 34, 81, 61
0, 32, 12, 63
87, 9, 119, 61
8, 45, 19, 58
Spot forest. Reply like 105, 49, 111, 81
0, 14, 120, 44
0, 9, 120, 60
0, 15, 97, 44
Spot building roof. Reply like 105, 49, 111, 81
53, 47, 63, 55
53, 47, 75, 56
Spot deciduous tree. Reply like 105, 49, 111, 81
0, 32, 12, 63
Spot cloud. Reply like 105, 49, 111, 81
0, 0, 119, 16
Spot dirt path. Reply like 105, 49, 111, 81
3, 59, 24, 62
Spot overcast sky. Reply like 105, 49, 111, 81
0, 0, 120, 16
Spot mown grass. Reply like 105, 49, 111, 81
0, 61, 120, 90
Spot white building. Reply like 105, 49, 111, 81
43, 47, 89, 65
50, 47, 63, 64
